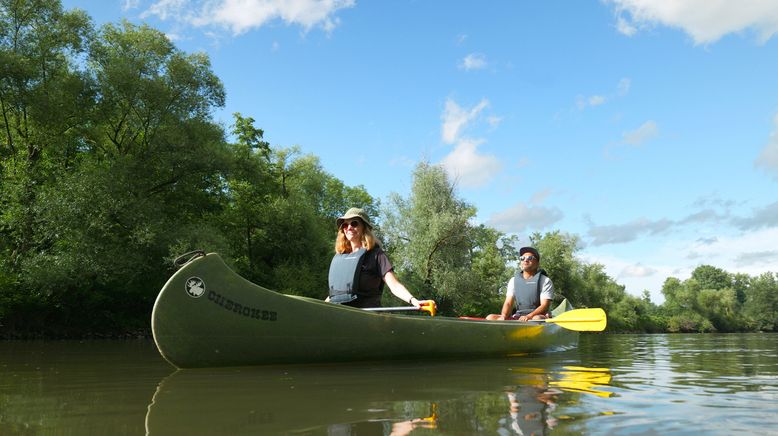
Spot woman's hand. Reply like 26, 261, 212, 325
418, 299, 437, 310
415, 299, 437, 316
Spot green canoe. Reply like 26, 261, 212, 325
151, 252, 579, 368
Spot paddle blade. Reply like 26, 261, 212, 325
545, 308, 607, 332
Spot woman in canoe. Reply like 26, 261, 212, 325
326, 207, 435, 310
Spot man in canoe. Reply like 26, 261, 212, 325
486, 246, 554, 321
326, 207, 436, 310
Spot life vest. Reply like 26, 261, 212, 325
513, 269, 548, 314
328, 248, 367, 304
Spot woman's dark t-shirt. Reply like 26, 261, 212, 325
344, 246, 393, 308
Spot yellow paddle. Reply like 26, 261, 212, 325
540, 307, 607, 332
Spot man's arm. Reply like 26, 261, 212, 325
499, 295, 515, 319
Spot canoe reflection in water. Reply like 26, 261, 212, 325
145, 361, 612, 435
500, 366, 613, 435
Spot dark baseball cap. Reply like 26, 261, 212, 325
519, 246, 540, 260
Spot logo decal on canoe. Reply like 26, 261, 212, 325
185, 277, 205, 298
207, 291, 277, 321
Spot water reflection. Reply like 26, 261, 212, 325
550, 366, 613, 398
144, 359, 612, 435
0, 340, 171, 435
496, 366, 613, 435
6, 334, 774, 434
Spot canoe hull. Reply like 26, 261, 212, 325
152, 253, 577, 368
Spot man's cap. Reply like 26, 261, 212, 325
519, 246, 540, 260
336, 207, 373, 229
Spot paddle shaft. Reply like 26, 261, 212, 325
364, 306, 423, 312
364, 303, 437, 316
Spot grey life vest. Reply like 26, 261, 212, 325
513, 269, 547, 314
328, 248, 367, 304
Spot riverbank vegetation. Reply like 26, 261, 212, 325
2, 0, 776, 337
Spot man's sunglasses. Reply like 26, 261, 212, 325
341, 220, 361, 229
519, 255, 537, 262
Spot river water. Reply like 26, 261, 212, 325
1, 333, 776, 435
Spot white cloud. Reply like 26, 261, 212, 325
617, 77, 631, 96
585, 207, 778, 303
487, 201, 564, 233
620, 263, 658, 278
459, 53, 487, 71
589, 95, 606, 106
165, 32, 184, 42
530, 189, 553, 204
575, 95, 589, 110
732, 200, 778, 230
587, 217, 673, 246
142, 0, 189, 21
616, 15, 637, 36
438, 98, 505, 188
584, 252, 670, 302
122, 0, 141, 11
440, 98, 488, 144
735, 250, 778, 267
441, 138, 502, 189
681, 227, 778, 270
486, 115, 503, 129
606, 0, 778, 44
622, 120, 658, 146
575, 78, 630, 110
142, 0, 355, 35
755, 113, 778, 179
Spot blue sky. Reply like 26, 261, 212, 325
63, 0, 778, 303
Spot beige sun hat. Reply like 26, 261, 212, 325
336, 207, 373, 229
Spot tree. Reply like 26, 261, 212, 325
659, 265, 747, 332
383, 162, 511, 315
0, 0, 93, 267
743, 272, 778, 331
529, 231, 583, 306
1, 12, 230, 335
690, 265, 731, 291
264, 150, 376, 296
218, 115, 377, 298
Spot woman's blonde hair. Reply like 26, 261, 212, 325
335, 220, 377, 253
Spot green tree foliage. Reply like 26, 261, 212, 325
0, 0, 93, 266
0, 0, 377, 335
382, 162, 512, 315
1, 0, 95, 333
741, 272, 777, 331
0, 1, 228, 335
269, 152, 375, 296
690, 265, 731, 290
657, 265, 777, 332
218, 116, 377, 298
